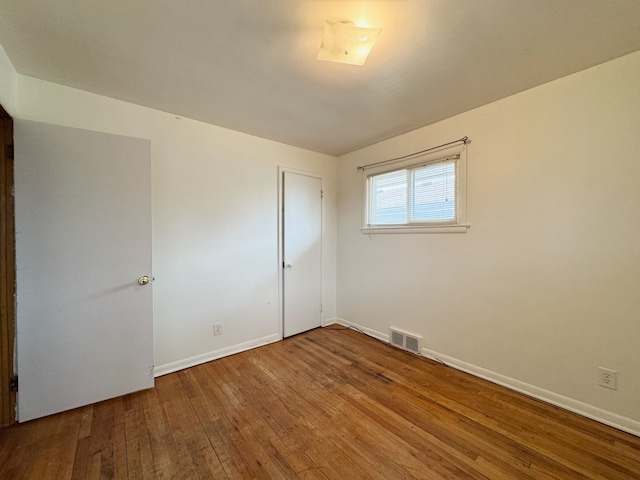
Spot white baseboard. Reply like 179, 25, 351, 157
332, 317, 390, 343
156, 318, 338, 377
322, 317, 339, 327
154, 333, 281, 377
331, 319, 640, 437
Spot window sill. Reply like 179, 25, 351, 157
360, 224, 470, 234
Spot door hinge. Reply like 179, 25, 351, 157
320, 303, 323, 312
321, 190, 324, 199
9, 375, 18, 393
5, 145, 14, 160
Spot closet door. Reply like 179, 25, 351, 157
282, 170, 322, 337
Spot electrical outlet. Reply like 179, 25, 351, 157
213, 323, 222, 336
598, 367, 617, 390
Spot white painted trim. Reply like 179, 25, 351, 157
322, 317, 339, 327
331, 319, 640, 437
154, 333, 280, 377
360, 224, 469, 234
331, 318, 390, 344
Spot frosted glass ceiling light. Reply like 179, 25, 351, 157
317, 20, 382, 66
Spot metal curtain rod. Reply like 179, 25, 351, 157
356, 136, 469, 171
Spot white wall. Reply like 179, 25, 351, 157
10, 72, 337, 375
337, 51, 640, 434
0, 45, 17, 114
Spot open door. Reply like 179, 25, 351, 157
14, 120, 154, 421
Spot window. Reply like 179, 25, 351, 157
362, 146, 468, 233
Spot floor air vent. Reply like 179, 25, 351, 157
389, 328, 422, 355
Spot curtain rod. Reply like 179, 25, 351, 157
356, 136, 469, 171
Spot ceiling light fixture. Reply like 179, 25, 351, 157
316, 20, 382, 66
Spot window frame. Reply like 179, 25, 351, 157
361, 144, 469, 234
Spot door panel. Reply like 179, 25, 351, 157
283, 171, 322, 337
14, 120, 153, 421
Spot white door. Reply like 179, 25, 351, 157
282, 171, 322, 337
14, 120, 154, 421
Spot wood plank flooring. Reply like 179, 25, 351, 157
1, 326, 639, 479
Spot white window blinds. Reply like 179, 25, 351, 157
370, 169, 407, 224
368, 158, 458, 226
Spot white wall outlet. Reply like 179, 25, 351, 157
598, 367, 617, 390
213, 323, 222, 336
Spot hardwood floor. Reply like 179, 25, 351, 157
1, 327, 639, 479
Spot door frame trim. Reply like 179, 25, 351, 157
277, 166, 324, 340
0, 103, 16, 426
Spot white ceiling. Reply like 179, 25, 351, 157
1, 1, 640, 156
